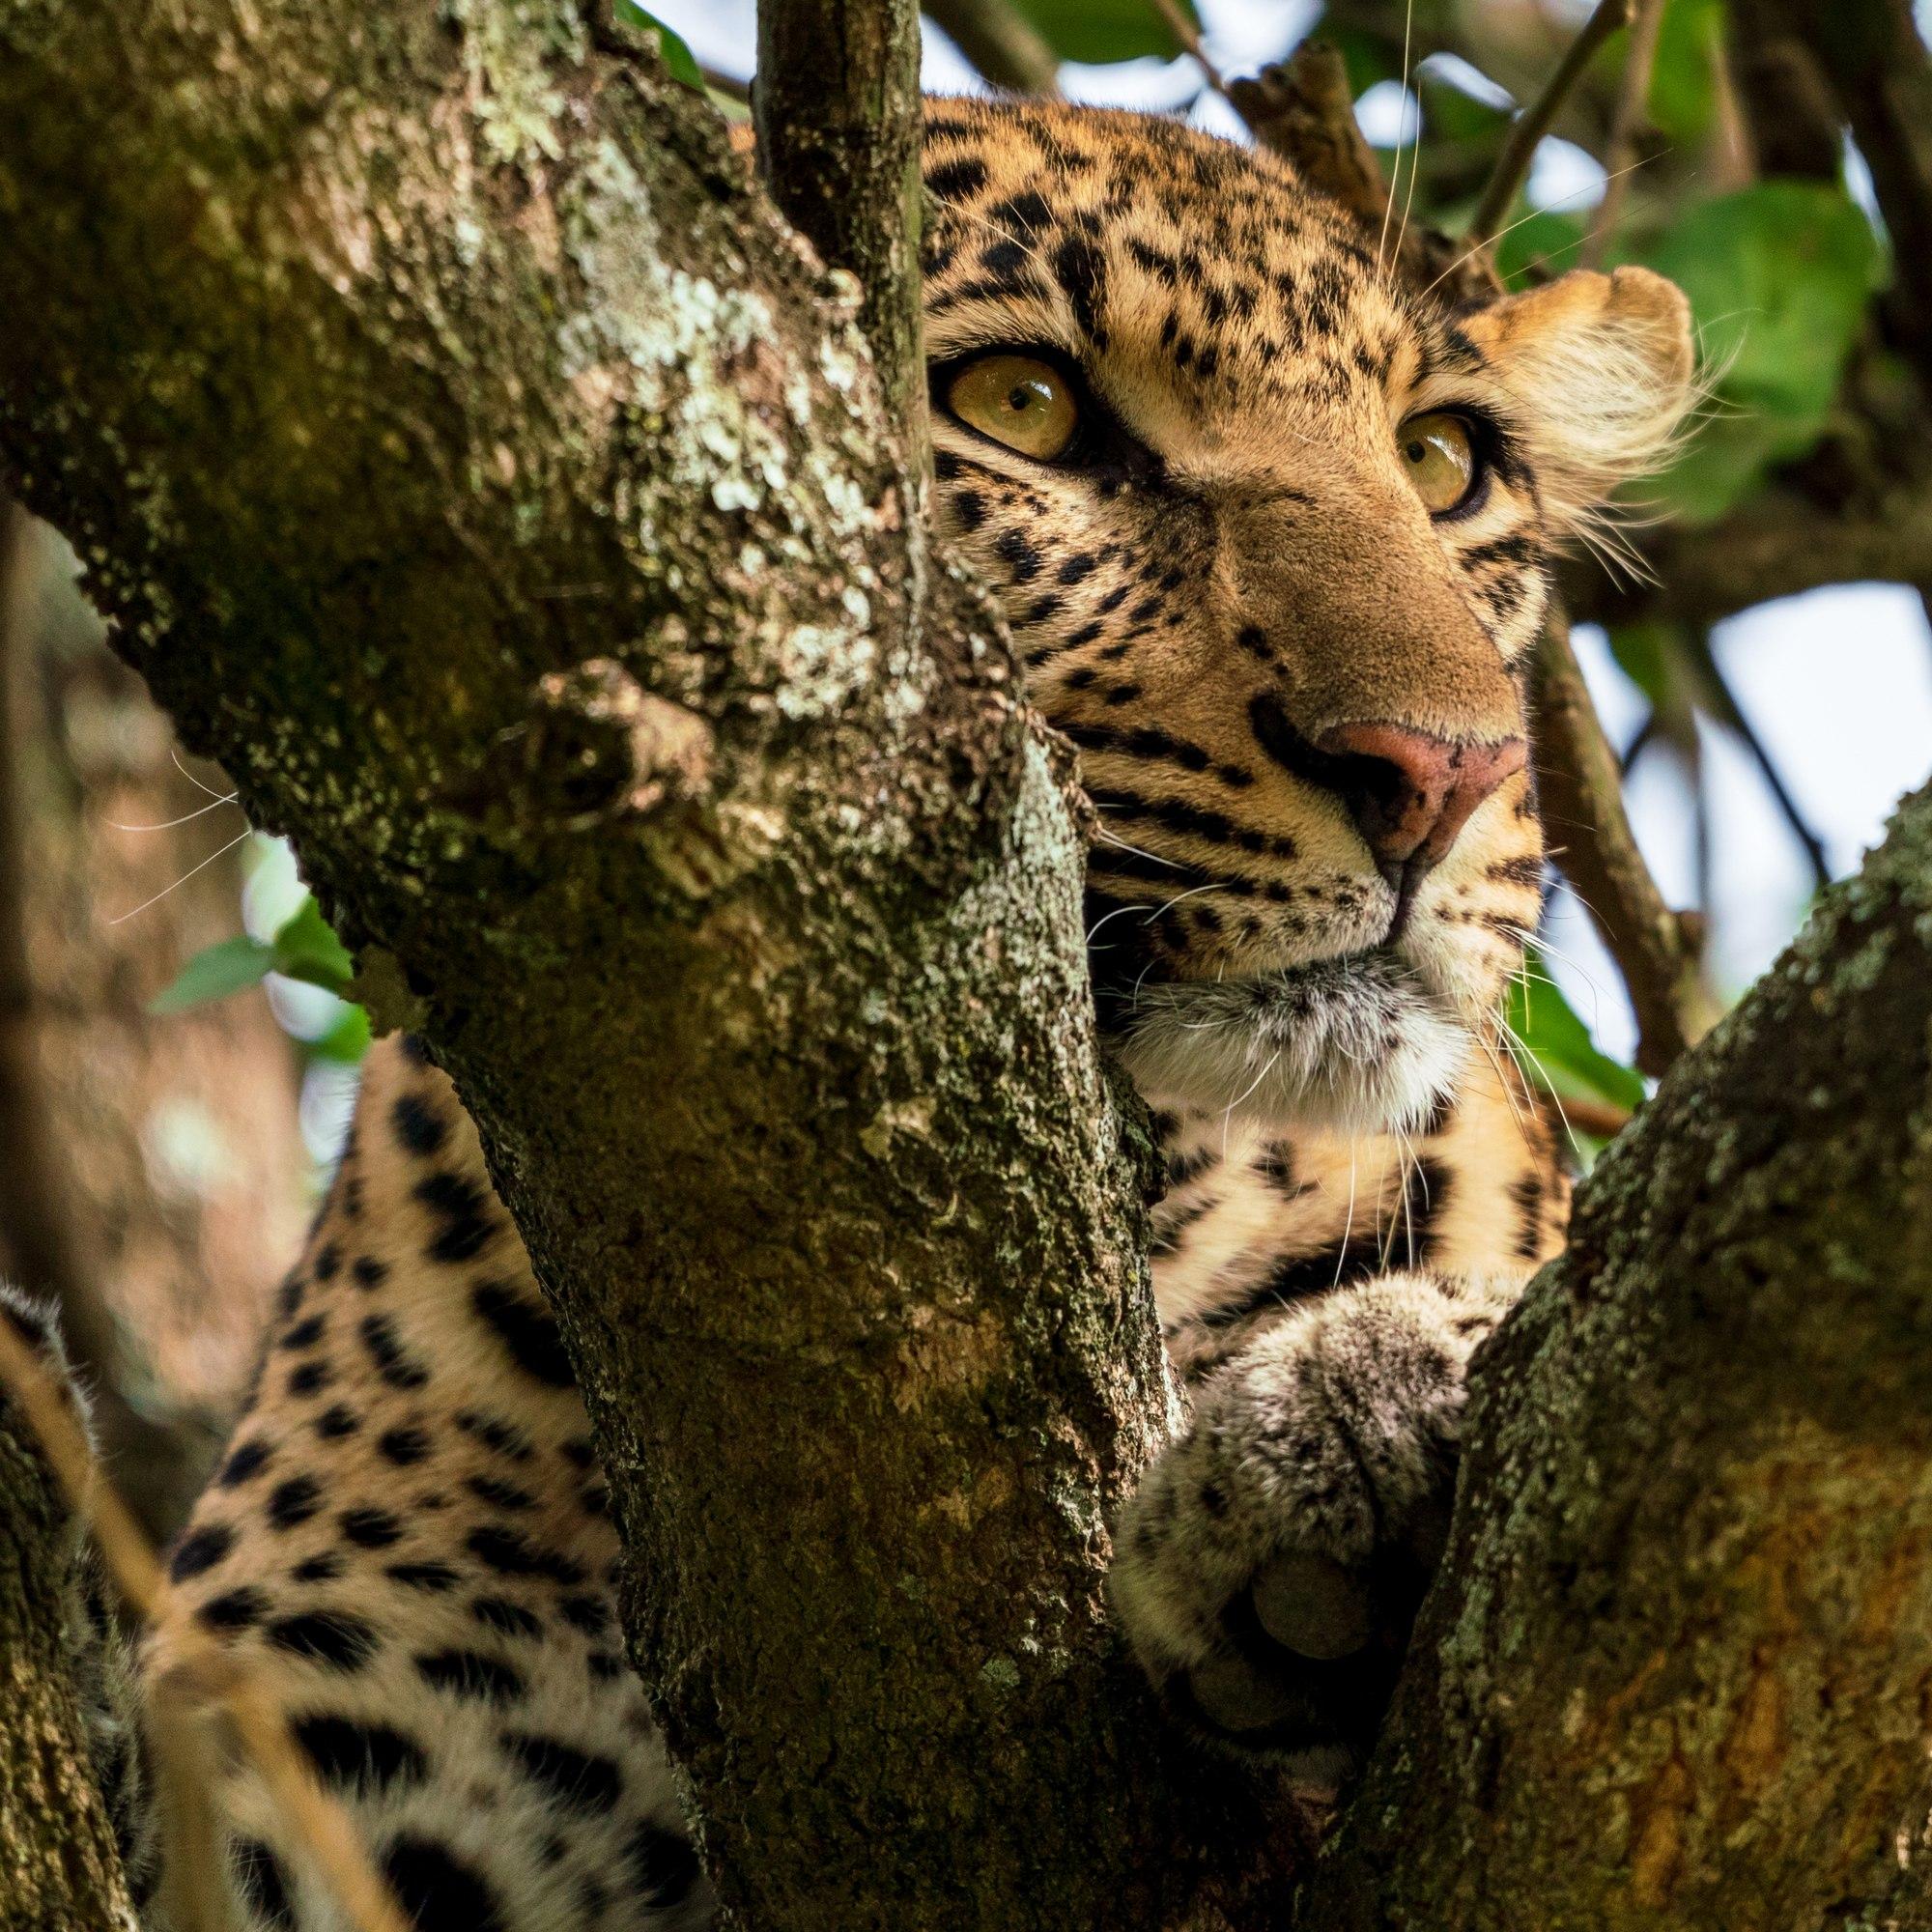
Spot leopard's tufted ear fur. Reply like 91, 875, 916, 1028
1460, 265, 1696, 541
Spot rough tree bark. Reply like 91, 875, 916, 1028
0, 1360, 137, 1931
1304, 778, 1932, 1928
3, 1, 1932, 1929
0, 2, 1289, 1927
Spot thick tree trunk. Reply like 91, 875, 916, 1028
0, 4, 1291, 1926
3, 1, 1932, 1927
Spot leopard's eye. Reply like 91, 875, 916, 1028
946, 354, 1079, 462
1398, 412, 1477, 514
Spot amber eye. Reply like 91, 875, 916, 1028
946, 354, 1080, 461
1398, 412, 1478, 514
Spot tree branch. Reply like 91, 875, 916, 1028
0, 498, 286, 1547
1751, 0, 1932, 385
1726, 27, 1841, 182
1300, 776, 1932, 1927
1528, 609, 1714, 1077
1469, 0, 1634, 247
1229, 43, 1388, 227
1565, 477, 1932, 629
0, 504, 97, 1377
1579, 0, 1662, 266
755, 0, 928, 466
0, 1312, 137, 1932
922, 0, 1060, 96
1227, 43, 1500, 305
0, 1307, 412, 1932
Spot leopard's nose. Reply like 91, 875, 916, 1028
1315, 722, 1526, 888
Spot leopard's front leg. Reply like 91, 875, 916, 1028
1108, 1269, 1521, 1788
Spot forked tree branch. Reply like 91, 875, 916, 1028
0, 2, 1296, 1924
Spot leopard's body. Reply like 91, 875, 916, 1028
80, 94, 1693, 1930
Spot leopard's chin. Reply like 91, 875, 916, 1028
1097, 951, 1470, 1137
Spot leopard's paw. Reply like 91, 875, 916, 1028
1110, 1271, 1513, 1787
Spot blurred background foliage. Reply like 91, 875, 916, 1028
8, 0, 1931, 1534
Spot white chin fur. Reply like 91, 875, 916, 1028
1108, 953, 1469, 1137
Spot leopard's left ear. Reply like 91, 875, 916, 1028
1460, 265, 1696, 535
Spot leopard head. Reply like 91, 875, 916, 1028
922, 99, 1693, 1134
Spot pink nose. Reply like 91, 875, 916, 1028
1315, 722, 1527, 886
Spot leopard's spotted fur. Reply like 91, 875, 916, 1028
99, 98, 1691, 1926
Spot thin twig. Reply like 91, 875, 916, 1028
0, 1314, 412, 1932
1468, 0, 1634, 247
1677, 624, 1833, 892
1528, 605, 1716, 1078
1149, 0, 1228, 95
1539, 1092, 1634, 1141
1581, 0, 1662, 266
698, 62, 750, 104
923, 0, 1060, 95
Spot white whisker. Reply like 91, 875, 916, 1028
171, 747, 237, 803
107, 826, 254, 927
106, 792, 241, 833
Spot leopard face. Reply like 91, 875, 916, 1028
922, 99, 1692, 1135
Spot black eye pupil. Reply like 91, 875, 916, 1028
1009, 384, 1035, 412
1406, 439, 1427, 463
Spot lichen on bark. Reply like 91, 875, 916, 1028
0, 1, 1298, 1924
6, 1, 1932, 1926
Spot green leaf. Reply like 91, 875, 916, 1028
269, 899, 355, 998
1646, 0, 1722, 146
1492, 208, 1586, 289
1506, 946, 1647, 1115
1415, 64, 1509, 144
1621, 181, 1881, 521
612, 0, 707, 90
148, 935, 276, 1014
1605, 623, 1672, 710
308, 1002, 373, 1066
1007, 0, 1196, 67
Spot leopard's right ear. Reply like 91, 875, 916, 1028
1459, 265, 1697, 540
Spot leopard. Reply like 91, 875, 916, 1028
16, 94, 1695, 1929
